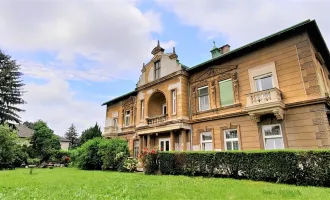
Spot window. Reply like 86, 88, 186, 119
219, 79, 234, 106
200, 132, 212, 151
133, 140, 139, 158
172, 90, 176, 114
140, 100, 144, 120
154, 61, 161, 79
254, 74, 273, 91
124, 110, 130, 127
198, 86, 210, 111
159, 138, 170, 151
224, 129, 239, 150
262, 124, 284, 150
162, 103, 167, 115
113, 118, 118, 128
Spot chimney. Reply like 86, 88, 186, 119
219, 44, 230, 54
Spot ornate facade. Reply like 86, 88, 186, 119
102, 20, 330, 155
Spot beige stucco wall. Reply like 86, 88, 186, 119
60, 141, 70, 150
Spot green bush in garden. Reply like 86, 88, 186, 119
149, 150, 330, 187
71, 137, 129, 171
98, 138, 129, 170
27, 158, 41, 166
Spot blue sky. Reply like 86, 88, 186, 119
0, 0, 329, 135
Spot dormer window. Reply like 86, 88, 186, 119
154, 61, 161, 79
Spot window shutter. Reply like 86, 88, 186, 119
219, 80, 234, 106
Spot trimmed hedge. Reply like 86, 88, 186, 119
154, 150, 330, 187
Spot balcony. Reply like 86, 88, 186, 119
147, 114, 168, 125
103, 126, 119, 137
243, 88, 285, 122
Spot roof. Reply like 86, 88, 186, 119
15, 124, 34, 138
188, 19, 330, 73
57, 135, 70, 142
101, 90, 138, 106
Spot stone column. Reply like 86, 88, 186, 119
139, 136, 143, 153
142, 135, 146, 150
182, 129, 187, 151
170, 131, 175, 151
147, 134, 151, 149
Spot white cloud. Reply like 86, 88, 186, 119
0, 0, 175, 81
21, 77, 105, 136
158, 0, 330, 49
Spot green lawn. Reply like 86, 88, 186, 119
0, 168, 329, 200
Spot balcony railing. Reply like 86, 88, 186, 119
147, 114, 168, 125
103, 126, 119, 137
245, 88, 282, 107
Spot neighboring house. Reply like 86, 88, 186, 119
57, 136, 70, 150
15, 124, 34, 146
15, 124, 70, 150
102, 19, 330, 157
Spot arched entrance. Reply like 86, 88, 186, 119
148, 91, 166, 117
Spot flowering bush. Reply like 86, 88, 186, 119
123, 157, 138, 172
139, 147, 159, 174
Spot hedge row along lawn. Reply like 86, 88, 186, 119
0, 168, 330, 200
149, 150, 330, 187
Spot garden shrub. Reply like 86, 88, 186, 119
74, 138, 103, 170
149, 150, 330, 187
27, 158, 41, 166
139, 147, 159, 174
98, 138, 129, 170
122, 157, 138, 172
72, 137, 129, 171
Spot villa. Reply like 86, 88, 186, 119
102, 19, 330, 156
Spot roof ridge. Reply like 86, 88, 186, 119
188, 19, 313, 71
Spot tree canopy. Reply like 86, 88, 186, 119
0, 124, 18, 169
0, 50, 25, 125
65, 123, 79, 149
79, 123, 102, 146
30, 120, 60, 161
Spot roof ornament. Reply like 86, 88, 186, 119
141, 62, 146, 72
151, 40, 165, 55
169, 46, 178, 59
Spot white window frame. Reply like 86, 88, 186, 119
124, 110, 131, 127
162, 103, 167, 115
200, 132, 213, 151
253, 73, 274, 92
172, 90, 176, 115
140, 100, 144, 120
198, 86, 210, 111
262, 124, 284, 150
159, 138, 170, 151
224, 129, 239, 150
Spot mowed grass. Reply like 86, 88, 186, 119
0, 168, 330, 200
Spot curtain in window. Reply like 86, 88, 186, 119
219, 80, 234, 106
